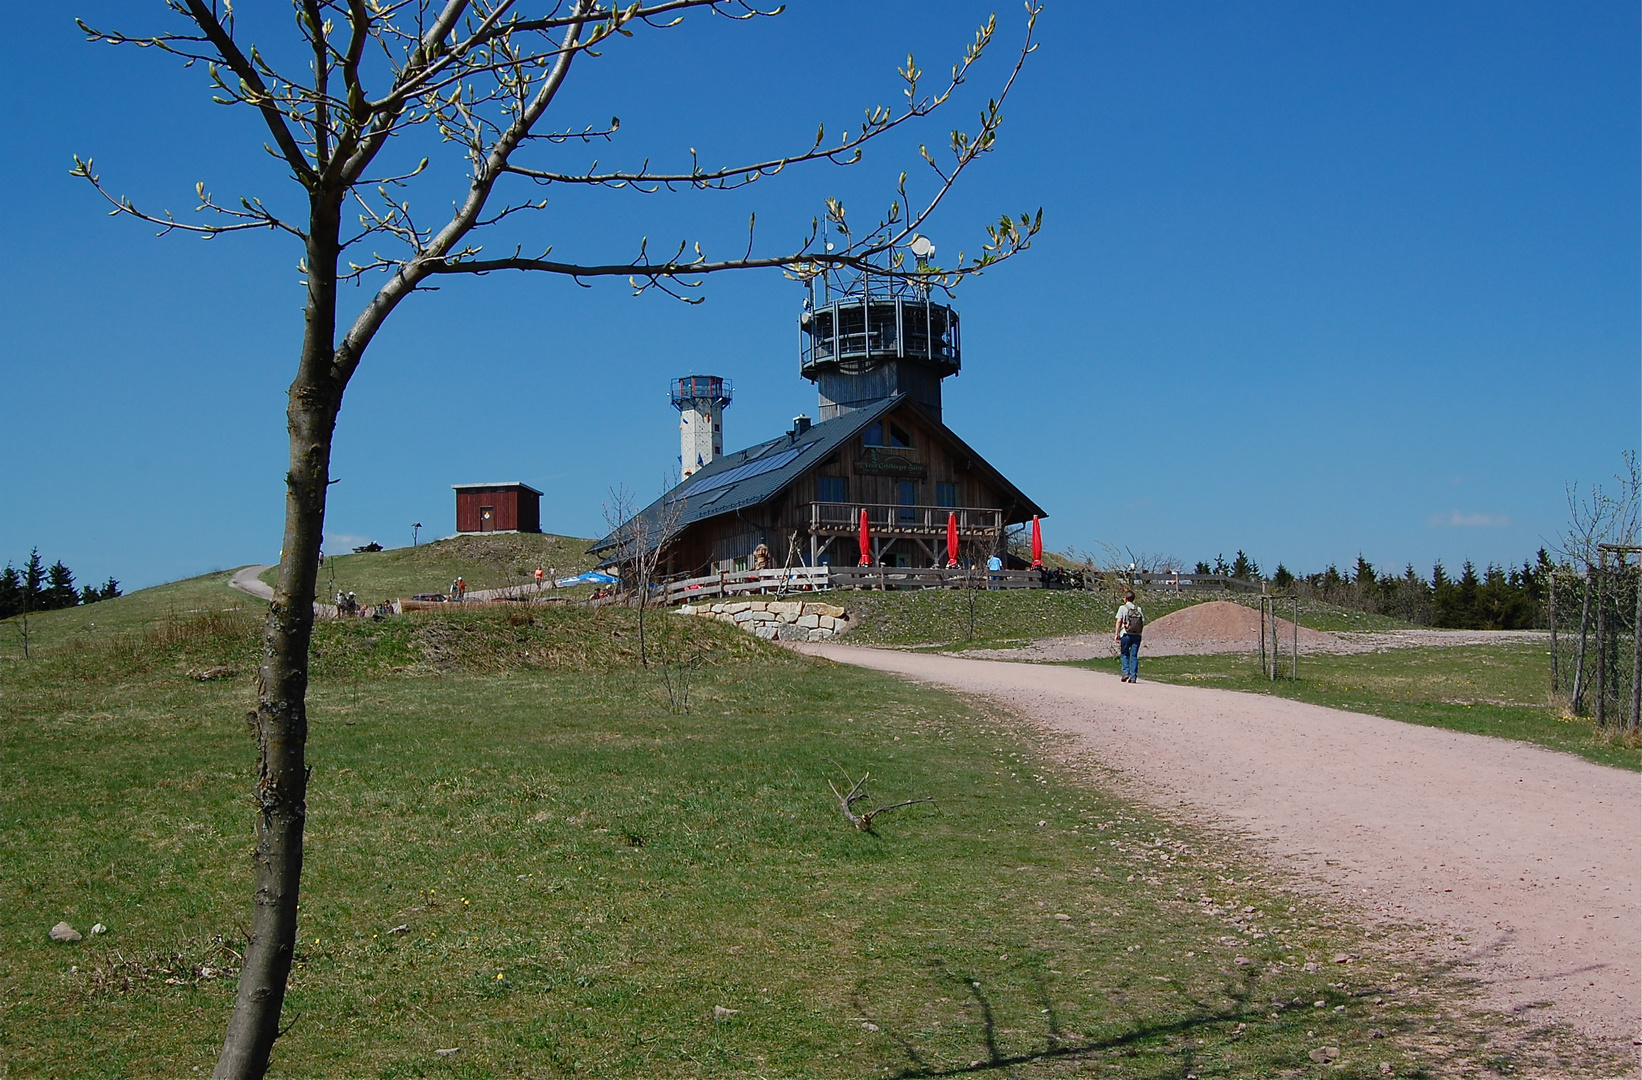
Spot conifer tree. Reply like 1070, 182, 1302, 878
45, 561, 78, 611
0, 565, 20, 619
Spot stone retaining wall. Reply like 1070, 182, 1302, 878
675, 599, 850, 642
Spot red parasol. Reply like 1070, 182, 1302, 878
946, 512, 959, 568
1030, 515, 1043, 568
858, 508, 872, 565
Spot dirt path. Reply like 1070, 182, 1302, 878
797, 643, 1641, 1066
228, 565, 276, 600
228, 564, 339, 618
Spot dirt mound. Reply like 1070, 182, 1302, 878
1144, 600, 1339, 655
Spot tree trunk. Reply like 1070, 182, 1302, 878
1595, 558, 1608, 727
1571, 566, 1593, 714
215, 194, 344, 1080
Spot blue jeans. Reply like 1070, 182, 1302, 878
1119, 634, 1142, 680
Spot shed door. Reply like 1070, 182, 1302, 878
480, 506, 495, 532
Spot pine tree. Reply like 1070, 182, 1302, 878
1271, 563, 1294, 589
45, 561, 78, 611
21, 549, 46, 612
0, 565, 20, 619
1230, 550, 1260, 581
99, 577, 121, 601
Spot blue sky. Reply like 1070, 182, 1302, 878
3, 2, 1636, 590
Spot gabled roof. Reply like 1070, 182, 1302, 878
589, 393, 1045, 557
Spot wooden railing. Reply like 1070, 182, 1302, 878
658, 564, 1055, 605
810, 501, 1004, 535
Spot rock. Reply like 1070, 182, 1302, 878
1302, 961, 1319, 972
90, 923, 107, 935
733, 611, 755, 623
49, 922, 81, 942
753, 624, 779, 640
768, 601, 802, 617
1333, 953, 1355, 963
434, 1047, 461, 1056
1234, 956, 1251, 966
712, 1005, 739, 1020
189, 666, 236, 681
676, 605, 697, 615
797, 614, 821, 629
1308, 1046, 1341, 1063
723, 602, 750, 615
861, 1021, 880, 1032
810, 602, 847, 618
388, 924, 410, 934
1379, 1063, 1393, 1075
1053, 913, 1072, 921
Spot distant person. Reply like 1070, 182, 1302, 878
456, 577, 466, 601
1114, 590, 1145, 683
534, 566, 545, 589
450, 579, 460, 601
986, 552, 1003, 589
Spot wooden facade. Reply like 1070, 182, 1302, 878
659, 400, 1038, 576
453, 482, 542, 534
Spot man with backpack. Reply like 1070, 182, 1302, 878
1114, 591, 1145, 683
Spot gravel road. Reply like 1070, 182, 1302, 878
797, 643, 1640, 1067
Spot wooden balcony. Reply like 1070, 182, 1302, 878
809, 501, 1004, 537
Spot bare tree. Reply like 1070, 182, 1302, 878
602, 480, 685, 666
73, 4, 1040, 1077
1557, 452, 1640, 712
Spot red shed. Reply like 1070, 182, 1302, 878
453, 482, 542, 534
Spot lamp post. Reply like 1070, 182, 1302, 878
412, 522, 422, 548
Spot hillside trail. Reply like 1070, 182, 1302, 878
795, 642, 1640, 1069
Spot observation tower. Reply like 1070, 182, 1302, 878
671, 375, 733, 477
798, 236, 960, 422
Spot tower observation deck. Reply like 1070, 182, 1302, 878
672, 375, 732, 478
799, 260, 960, 423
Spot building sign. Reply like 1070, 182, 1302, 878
856, 449, 926, 478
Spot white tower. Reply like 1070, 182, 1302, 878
671, 375, 733, 477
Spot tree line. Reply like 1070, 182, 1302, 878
1192, 549, 1549, 629
0, 549, 120, 619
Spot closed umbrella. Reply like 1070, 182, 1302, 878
858, 508, 872, 565
946, 512, 959, 568
1030, 515, 1043, 568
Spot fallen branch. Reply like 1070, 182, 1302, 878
827, 768, 934, 832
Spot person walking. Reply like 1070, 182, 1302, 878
1114, 590, 1145, 683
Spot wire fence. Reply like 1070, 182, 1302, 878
1547, 551, 1640, 730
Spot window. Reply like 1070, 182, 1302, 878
935, 482, 957, 508
897, 480, 918, 525
816, 476, 848, 503
888, 422, 913, 448
734, 555, 749, 572
863, 422, 884, 447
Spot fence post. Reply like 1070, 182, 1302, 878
1596, 552, 1608, 727
1631, 556, 1641, 732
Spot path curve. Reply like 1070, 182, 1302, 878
228, 565, 276, 600
228, 564, 339, 618
797, 642, 1641, 1062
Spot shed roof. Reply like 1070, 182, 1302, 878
452, 482, 544, 495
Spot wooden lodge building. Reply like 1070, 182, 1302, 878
592, 279, 1045, 577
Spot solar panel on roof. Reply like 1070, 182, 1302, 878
677, 445, 806, 499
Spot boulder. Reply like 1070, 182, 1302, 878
49, 922, 81, 943
797, 614, 821, 629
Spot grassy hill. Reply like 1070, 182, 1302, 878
0, 577, 1543, 1077
261, 532, 600, 605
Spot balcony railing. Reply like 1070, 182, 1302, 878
810, 501, 1003, 535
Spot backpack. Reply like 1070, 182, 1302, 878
1121, 606, 1144, 635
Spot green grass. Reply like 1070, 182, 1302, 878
1070, 644, 1640, 771
263, 532, 601, 606
0, 569, 258, 659
2, 599, 1589, 1077
840, 589, 1418, 649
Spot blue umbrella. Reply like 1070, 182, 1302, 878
555, 571, 619, 587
